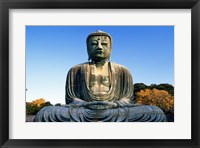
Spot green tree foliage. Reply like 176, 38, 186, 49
55, 103, 61, 106
26, 102, 40, 115
134, 83, 147, 95
134, 83, 174, 96
157, 83, 174, 96
42, 101, 53, 107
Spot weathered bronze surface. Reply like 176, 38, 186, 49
34, 30, 167, 122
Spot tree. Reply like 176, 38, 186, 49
133, 83, 174, 97
41, 101, 53, 107
134, 83, 147, 94
135, 88, 174, 114
157, 83, 174, 96
55, 103, 61, 106
26, 98, 53, 115
26, 102, 39, 115
32, 98, 46, 107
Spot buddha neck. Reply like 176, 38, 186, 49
91, 60, 107, 67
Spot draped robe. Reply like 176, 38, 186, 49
34, 62, 167, 122
65, 62, 133, 103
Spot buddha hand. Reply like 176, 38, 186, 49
71, 98, 86, 107
83, 101, 118, 110
115, 98, 130, 107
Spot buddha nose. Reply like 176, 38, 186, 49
97, 42, 103, 50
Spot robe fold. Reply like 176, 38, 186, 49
65, 62, 134, 103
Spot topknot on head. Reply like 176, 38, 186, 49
86, 30, 112, 44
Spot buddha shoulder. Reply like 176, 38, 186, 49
68, 62, 89, 72
110, 62, 131, 73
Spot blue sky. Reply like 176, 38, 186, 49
26, 26, 174, 104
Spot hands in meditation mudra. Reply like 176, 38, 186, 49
34, 30, 167, 122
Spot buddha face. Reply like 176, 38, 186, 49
87, 36, 111, 62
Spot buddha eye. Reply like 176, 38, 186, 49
91, 42, 97, 46
101, 42, 108, 46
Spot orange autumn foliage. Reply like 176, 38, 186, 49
31, 98, 46, 107
135, 88, 174, 113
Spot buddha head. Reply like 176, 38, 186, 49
86, 30, 112, 62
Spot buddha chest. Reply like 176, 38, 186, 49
89, 63, 111, 95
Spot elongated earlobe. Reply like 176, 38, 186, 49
88, 57, 91, 62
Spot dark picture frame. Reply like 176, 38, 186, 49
0, 0, 199, 148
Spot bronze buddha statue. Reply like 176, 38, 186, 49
34, 30, 167, 122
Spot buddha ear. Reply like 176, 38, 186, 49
108, 57, 111, 62
88, 56, 91, 62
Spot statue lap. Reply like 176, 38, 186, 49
34, 104, 167, 122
